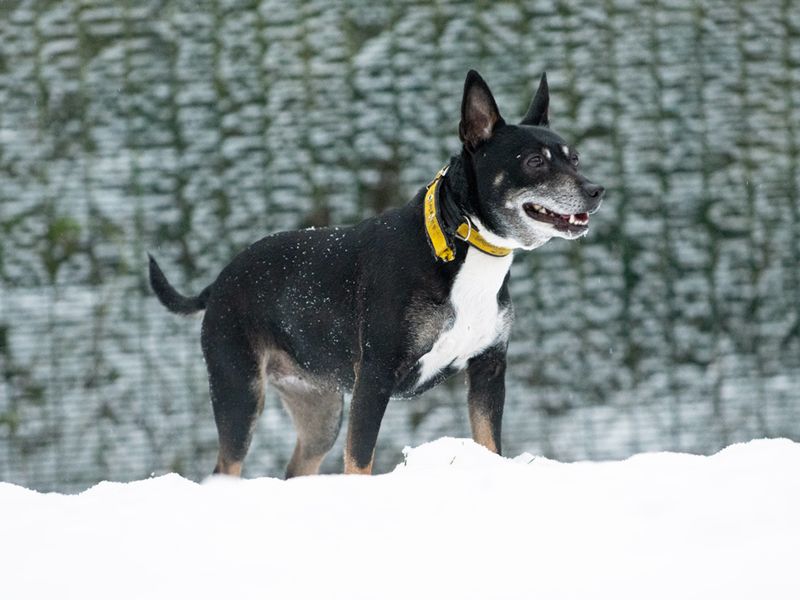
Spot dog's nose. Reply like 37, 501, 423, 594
583, 183, 605, 200
582, 182, 604, 213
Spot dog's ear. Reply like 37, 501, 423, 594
520, 72, 549, 127
459, 70, 504, 150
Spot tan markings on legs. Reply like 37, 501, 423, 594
214, 457, 243, 477
344, 450, 375, 475
469, 409, 499, 454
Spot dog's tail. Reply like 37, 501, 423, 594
148, 253, 211, 315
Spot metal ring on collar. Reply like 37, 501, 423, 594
458, 218, 472, 241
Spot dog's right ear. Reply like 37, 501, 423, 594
520, 72, 550, 127
459, 70, 504, 150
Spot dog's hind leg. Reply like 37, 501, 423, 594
203, 325, 266, 477
276, 382, 343, 478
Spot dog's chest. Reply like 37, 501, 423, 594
415, 249, 513, 387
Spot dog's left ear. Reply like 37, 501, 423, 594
459, 70, 504, 150
520, 72, 549, 127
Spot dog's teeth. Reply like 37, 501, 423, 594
568, 214, 576, 224
537, 207, 547, 214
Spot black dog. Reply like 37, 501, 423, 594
149, 70, 604, 477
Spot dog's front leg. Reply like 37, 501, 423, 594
344, 364, 391, 474
466, 345, 507, 454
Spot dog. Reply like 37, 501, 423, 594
149, 70, 604, 477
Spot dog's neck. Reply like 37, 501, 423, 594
437, 152, 502, 246
440, 150, 512, 239
439, 152, 475, 228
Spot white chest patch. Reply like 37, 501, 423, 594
416, 248, 513, 387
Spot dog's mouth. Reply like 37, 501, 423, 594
523, 202, 589, 233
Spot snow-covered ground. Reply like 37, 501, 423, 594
1, 437, 798, 599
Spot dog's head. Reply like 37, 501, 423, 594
458, 70, 604, 250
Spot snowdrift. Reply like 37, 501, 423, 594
1, 438, 798, 599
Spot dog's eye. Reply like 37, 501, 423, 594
525, 154, 544, 168
571, 153, 580, 166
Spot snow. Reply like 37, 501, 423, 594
1, 437, 798, 599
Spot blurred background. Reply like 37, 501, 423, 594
1, 0, 798, 492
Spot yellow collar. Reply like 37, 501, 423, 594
423, 166, 513, 262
